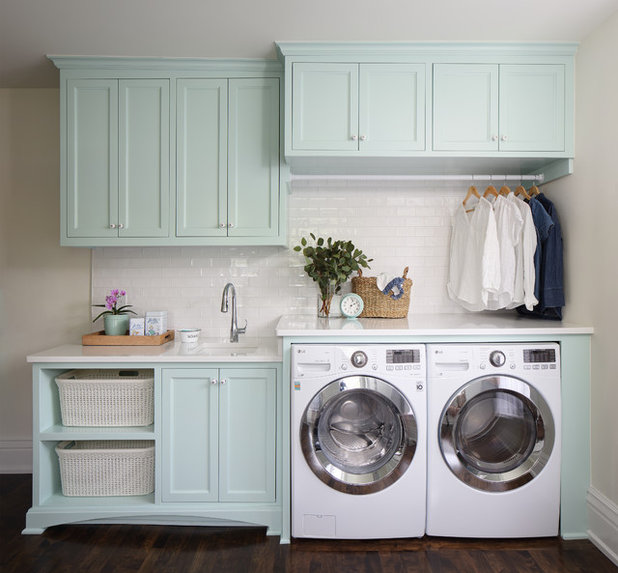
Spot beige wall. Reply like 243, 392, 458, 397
0, 89, 91, 469
545, 10, 618, 506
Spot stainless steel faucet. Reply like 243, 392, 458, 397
221, 282, 247, 343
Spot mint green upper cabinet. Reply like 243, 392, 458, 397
66, 78, 169, 239
161, 367, 277, 504
359, 64, 426, 152
499, 65, 565, 152
176, 79, 228, 237
433, 64, 498, 152
291, 62, 425, 153
228, 78, 280, 238
292, 63, 359, 151
433, 63, 566, 153
66, 79, 118, 238
176, 77, 280, 239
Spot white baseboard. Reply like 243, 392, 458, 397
587, 487, 618, 566
0, 440, 32, 474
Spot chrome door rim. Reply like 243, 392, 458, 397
439, 375, 555, 492
300, 375, 417, 495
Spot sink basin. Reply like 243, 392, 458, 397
182, 340, 258, 356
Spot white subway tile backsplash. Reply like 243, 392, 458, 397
91, 183, 465, 338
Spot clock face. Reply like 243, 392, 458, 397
340, 293, 364, 318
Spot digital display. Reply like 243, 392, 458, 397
387, 349, 420, 364
523, 349, 556, 363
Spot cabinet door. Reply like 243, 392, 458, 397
66, 79, 118, 238
161, 369, 219, 502
218, 368, 276, 503
228, 78, 280, 238
176, 79, 228, 237
433, 64, 499, 151
359, 64, 425, 152
118, 80, 170, 237
499, 64, 565, 152
292, 63, 359, 151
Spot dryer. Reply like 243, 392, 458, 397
291, 344, 426, 539
426, 343, 561, 538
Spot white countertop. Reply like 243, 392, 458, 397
275, 313, 594, 337
27, 337, 282, 364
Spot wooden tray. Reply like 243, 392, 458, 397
82, 330, 175, 346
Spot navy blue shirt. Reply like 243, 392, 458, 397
517, 193, 564, 320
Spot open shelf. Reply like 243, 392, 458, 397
40, 424, 155, 441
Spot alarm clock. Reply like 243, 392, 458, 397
340, 293, 364, 318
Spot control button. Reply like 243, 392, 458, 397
480, 363, 487, 369
351, 351, 368, 368
395, 365, 403, 371
550, 364, 557, 369
489, 350, 506, 367
533, 365, 540, 370
510, 363, 516, 369
386, 365, 394, 371
372, 364, 378, 370
541, 364, 548, 369
341, 364, 348, 370
524, 365, 531, 370
404, 365, 412, 370
413, 365, 421, 370
416, 383, 424, 391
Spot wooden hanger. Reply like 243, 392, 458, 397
529, 183, 540, 197
462, 185, 480, 211
499, 185, 511, 196
514, 184, 531, 200
483, 185, 499, 199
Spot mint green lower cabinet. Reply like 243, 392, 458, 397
161, 367, 277, 504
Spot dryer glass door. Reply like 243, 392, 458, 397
300, 375, 417, 494
439, 375, 554, 492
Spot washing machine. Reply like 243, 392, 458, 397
426, 343, 561, 538
291, 344, 426, 539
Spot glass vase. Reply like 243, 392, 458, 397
317, 282, 338, 318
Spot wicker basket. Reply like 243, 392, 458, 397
56, 369, 154, 427
56, 440, 155, 496
351, 267, 412, 318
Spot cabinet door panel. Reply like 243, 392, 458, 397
176, 79, 228, 236
433, 64, 499, 151
292, 63, 358, 151
161, 369, 219, 502
228, 78, 279, 237
67, 79, 118, 237
499, 65, 565, 152
118, 80, 170, 237
359, 64, 425, 151
219, 368, 276, 503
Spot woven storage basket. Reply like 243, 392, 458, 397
56, 369, 154, 427
351, 267, 412, 318
56, 440, 155, 496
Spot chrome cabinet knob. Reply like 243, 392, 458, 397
110, 223, 117, 229
219, 223, 226, 228
118, 223, 124, 229
501, 135, 508, 141
220, 378, 227, 385
351, 134, 358, 141
228, 223, 234, 228
492, 135, 498, 142
360, 135, 367, 141
211, 378, 218, 385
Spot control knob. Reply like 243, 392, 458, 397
351, 351, 368, 368
489, 350, 506, 367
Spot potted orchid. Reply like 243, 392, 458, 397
92, 289, 137, 335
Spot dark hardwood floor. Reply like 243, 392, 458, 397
2, 474, 616, 573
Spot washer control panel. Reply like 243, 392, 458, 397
292, 344, 426, 383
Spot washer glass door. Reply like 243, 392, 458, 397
440, 375, 554, 492
300, 375, 417, 495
